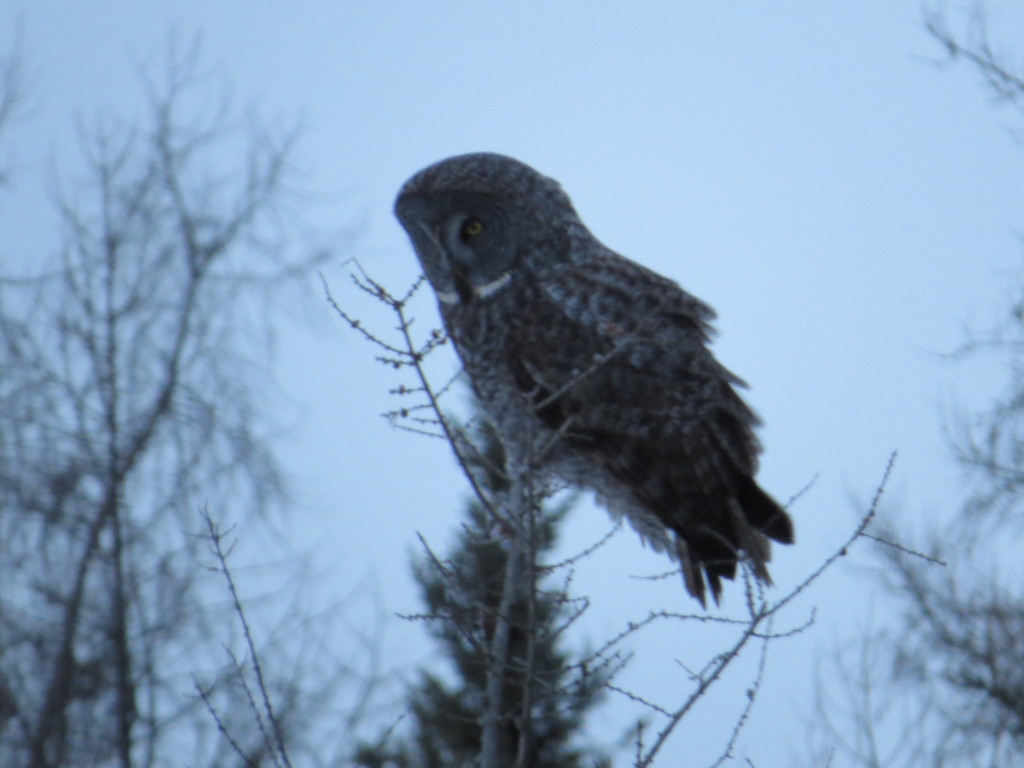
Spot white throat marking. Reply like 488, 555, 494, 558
436, 272, 512, 306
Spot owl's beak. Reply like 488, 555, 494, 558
413, 221, 448, 265
411, 221, 465, 305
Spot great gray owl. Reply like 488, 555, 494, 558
394, 152, 793, 605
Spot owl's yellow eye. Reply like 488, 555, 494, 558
460, 217, 484, 240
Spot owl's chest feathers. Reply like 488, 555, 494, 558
441, 285, 666, 547
443, 286, 565, 453
445, 289, 522, 399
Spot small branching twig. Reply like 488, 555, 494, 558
634, 721, 646, 767
751, 610, 816, 640
608, 684, 672, 718
768, 450, 897, 616
324, 267, 502, 524
925, 5, 1024, 104
541, 519, 622, 572
199, 509, 294, 768
707, 623, 771, 768
861, 532, 948, 566
637, 610, 768, 768
194, 679, 261, 768
786, 473, 819, 508
628, 451, 899, 767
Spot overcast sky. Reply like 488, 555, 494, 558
3, 2, 1023, 764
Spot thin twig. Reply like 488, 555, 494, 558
769, 450, 897, 615
707, 623, 771, 768
637, 608, 768, 768
202, 512, 294, 768
194, 678, 261, 768
861, 532, 948, 566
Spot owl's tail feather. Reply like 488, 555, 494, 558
735, 474, 795, 544
676, 478, 794, 606
676, 539, 712, 608
677, 528, 738, 607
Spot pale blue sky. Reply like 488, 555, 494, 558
3, 2, 1022, 764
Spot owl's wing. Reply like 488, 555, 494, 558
508, 251, 792, 603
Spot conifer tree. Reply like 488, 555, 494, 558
356, 421, 610, 768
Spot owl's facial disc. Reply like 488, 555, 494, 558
431, 210, 514, 305
396, 192, 517, 306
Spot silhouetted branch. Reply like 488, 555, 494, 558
0, 20, 26, 186
0, 34, 347, 768
199, 512, 294, 768
925, 5, 1024, 104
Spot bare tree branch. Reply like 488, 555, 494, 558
0, 34, 358, 768
0, 19, 27, 186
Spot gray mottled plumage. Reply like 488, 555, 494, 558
394, 152, 793, 605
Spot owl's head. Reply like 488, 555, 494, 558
394, 153, 576, 306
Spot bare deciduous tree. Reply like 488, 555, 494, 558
0, 38, 364, 768
807, 6, 1024, 767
